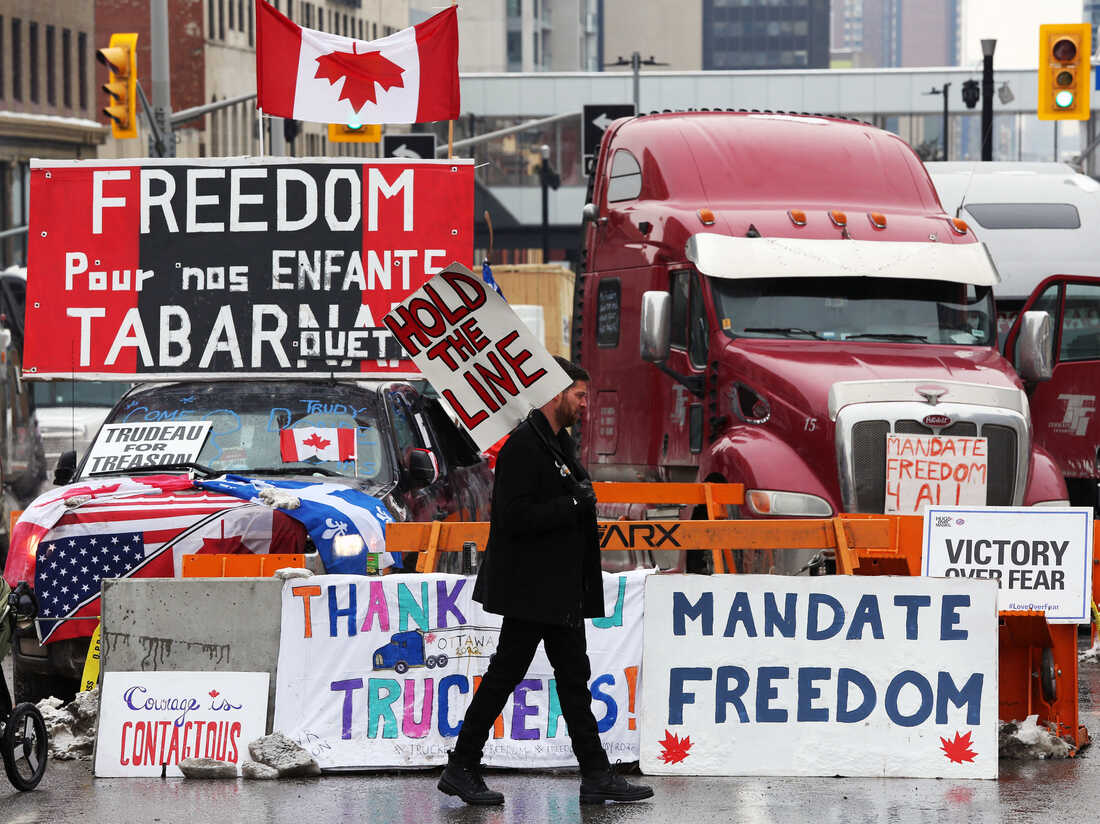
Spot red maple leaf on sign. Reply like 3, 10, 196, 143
940, 730, 977, 763
658, 730, 692, 764
302, 433, 331, 450
209, 690, 220, 698
314, 48, 405, 112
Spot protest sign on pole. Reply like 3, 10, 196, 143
922, 505, 1094, 622
884, 434, 988, 513
640, 574, 999, 779
95, 670, 269, 777
25, 157, 472, 380
382, 262, 571, 451
82, 421, 212, 475
273, 571, 649, 769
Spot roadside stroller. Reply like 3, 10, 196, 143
0, 578, 47, 790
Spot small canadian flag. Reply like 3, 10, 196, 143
256, 0, 459, 125
280, 428, 357, 463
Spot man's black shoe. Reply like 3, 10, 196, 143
579, 768, 654, 804
437, 760, 504, 805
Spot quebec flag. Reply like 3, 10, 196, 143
196, 475, 396, 575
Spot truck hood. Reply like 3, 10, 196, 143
720, 338, 1022, 422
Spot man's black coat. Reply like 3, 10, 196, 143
472, 410, 606, 625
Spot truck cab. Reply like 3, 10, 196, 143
578, 111, 1095, 572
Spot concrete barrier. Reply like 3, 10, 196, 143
100, 577, 284, 731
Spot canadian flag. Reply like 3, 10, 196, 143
256, 0, 459, 125
280, 428, 358, 463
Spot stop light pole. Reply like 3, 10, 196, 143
981, 39, 995, 161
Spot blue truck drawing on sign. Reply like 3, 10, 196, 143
372, 626, 499, 674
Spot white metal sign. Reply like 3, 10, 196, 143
84, 421, 212, 475
640, 575, 999, 779
922, 506, 1094, 623
95, 670, 269, 777
382, 262, 571, 451
884, 434, 988, 513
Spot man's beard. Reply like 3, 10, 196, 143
558, 397, 578, 427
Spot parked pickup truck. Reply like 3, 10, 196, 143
3, 377, 493, 702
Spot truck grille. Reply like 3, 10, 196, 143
839, 405, 1026, 512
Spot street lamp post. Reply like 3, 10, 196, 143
924, 83, 951, 161
603, 52, 668, 113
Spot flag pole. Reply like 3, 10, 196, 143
257, 106, 266, 157
448, 0, 456, 158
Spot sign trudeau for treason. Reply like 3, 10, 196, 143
24, 157, 473, 379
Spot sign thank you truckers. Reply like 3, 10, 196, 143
382, 262, 571, 451
25, 158, 472, 379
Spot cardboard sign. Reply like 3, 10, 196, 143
922, 506, 1094, 623
885, 434, 987, 513
25, 158, 472, 380
640, 575, 999, 779
382, 262, 571, 451
273, 571, 649, 769
83, 421, 212, 475
95, 670, 269, 777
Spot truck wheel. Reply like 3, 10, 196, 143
1040, 647, 1057, 703
13, 658, 79, 705
425, 656, 437, 669
436, 654, 448, 667
394, 661, 408, 675
685, 505, 714, 575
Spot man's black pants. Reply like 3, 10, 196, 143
452, 615, 611, 773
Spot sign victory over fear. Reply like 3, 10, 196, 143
25, 157, 472, 379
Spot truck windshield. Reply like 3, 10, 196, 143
90, 381, 391, 483
711, 276, 995, 346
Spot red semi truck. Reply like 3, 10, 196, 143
576, 111, 1100, 573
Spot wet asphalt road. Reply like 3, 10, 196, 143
3, 653, 1098, 823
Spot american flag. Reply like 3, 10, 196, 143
14, 485, 305, 644
35, 530, 154, 642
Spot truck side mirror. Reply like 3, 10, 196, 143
408, 448, 438, 488
640, 291, 671, 363
1014, 310, 1054, 382
54, 450, 77, 486
582, 202, 599, 223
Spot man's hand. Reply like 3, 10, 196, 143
573, 479, 598, 511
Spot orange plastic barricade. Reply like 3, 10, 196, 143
180, 553, 305, 578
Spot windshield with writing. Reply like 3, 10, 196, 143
90, 381, 390, 482
711, 277, 995, 346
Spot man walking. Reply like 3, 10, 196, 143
438, 357, 653, 806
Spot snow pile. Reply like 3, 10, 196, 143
273, 568, 313, 580
1079, 640, 1100, 664
247, 732, 321, 777
257, 487, 301, 510
998, 715, 1073, 759
37, 688, 99, 760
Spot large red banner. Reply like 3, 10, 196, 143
25, 158, 473, 379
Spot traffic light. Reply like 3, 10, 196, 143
97, 33, 138, 139
1038, 23, 1091, 120
328, 122, 381, 143
961, 79, 980, 109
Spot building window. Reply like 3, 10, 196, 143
240, 0, 246, 33
78, 31, 87, 109
228, 0, 234, 32
29, 21, 38, 103
0, 17, 5, 101
248, 0, 254, 44
209, 0, 215, 38
219, 0, 225, 40
62, 29, 71, 108
12, 19, 21, 102
46, 25, 55, 105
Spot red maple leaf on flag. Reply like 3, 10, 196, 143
940, 730, 977, 763
658, 730, 692, 764
302, 433, 331, 450
314, 47, 405, 112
